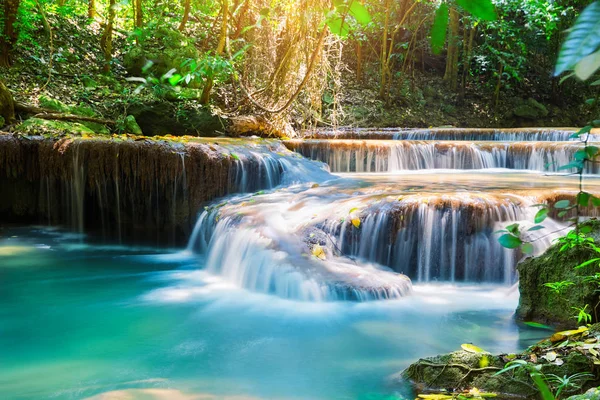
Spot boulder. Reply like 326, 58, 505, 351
517, 220, 600, 328
513, 98, 549, 120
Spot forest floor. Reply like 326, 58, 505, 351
2, 14, 593, 137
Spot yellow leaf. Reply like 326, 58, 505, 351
312, 244, 326, 260
461, 343, 489, 354
417, 395, 453, 400
479, 355, 489, 368
351, 217, 361, 228
551, 327, 588, 342
349, 207, 359, 214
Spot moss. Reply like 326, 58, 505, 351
516, 219, 600, 328
39, 95, 70, 113
16, 118, 96, 136
513, 98, 549, 119
124, 115, 143, 135
566, 387, 600, 400
0, 116, 5, 127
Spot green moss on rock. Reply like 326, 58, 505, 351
39, 95, 70, 113
517, 219, 600, 329
15, 118, 96, 136
513, 98, 549, 119
566, 387, 600, 400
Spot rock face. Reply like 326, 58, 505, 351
0, 134, 246, 244
516, 220, 600, 329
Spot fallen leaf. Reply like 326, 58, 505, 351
543, 351, 557, 362
311, 244, 326, 260
461, 344, 489, 354
351, 217, 361, 228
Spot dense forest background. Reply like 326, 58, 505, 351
0, 0, 597, 135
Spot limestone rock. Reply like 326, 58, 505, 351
516, 219, 600, 328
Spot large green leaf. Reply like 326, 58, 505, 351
348, 1, 371, 26
431, 3, 449, 55
575, 49, 600, 80
327, 16, 350, 38
498, 234, 522, 249
455, 0, 497, 21
555, 1, 600, 76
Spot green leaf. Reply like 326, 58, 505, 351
521, 242, 534, 254
348, 1, 371, 26
528, 225, 545, 232
326, 16, 350, 38
581, 225, 593, 234
575, 49, 600, 81
555, 1, 600, 77
558, 161, 584, 171
530, 371, 555, 400
554, 200, 571, 209
506, 223, 520, 235
431, 3, 449, 55
168, 74, 182, 86
455, 0, 497, 21
523, 321, 554, 330
498, 234, 522, 249
575, 257, 600, 269
578, 192, 591, 207
592, 196, 600, 207
534, 208, 549, 223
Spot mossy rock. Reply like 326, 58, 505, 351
123, 27, 199, 77
513, 98, 549, 119
566, 387, 600, 400
517, 219, 600, 328
15, 118, 96, 136
124, 115, 143, 135
397, 350, 536, 397
127, 101, 223, 136
39, 95, 70, 113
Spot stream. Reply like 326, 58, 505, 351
2, 128, 599, 399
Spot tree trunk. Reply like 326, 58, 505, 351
100, 0, 116, 73
134, 0, 143, 28
0, 80, 16, 125
379, 0, 390, 99
460, 22, 476, 98
443, 7, 460, 90
88, 0, 95, 18
200, 0, 229, 105
178, 0, 191, 31
0, 0, 21, 68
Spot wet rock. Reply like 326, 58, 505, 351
395, 350, 536, 398
517, 219, 600, 328
513, 98, 549, 120
397, 325, 600, 398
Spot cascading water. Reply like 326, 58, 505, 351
284, 139, 597, 173
302, 127, 600, 141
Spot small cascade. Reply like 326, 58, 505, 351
320, 193, 563, 284
285, 140, 596, 173
187, 206, 413, 301
187, 172, 596, 293
302, 127, 600, 141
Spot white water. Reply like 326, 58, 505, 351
285, 140, 595, 173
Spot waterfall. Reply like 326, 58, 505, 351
187, 207, 413, 301
302, 127, 600, 141
285, 140, 597, 173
